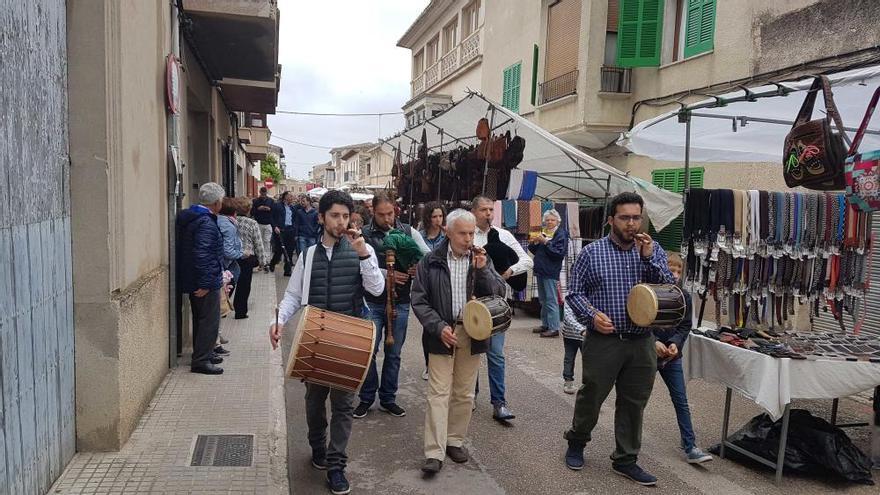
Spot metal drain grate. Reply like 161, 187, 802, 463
190, 434, 254, 467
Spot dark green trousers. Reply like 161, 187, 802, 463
564, 332, 656, 466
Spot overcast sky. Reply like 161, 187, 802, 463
267, 0, 430, 180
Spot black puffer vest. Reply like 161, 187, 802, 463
362, 221, 414, 305
308, 237, 363, 317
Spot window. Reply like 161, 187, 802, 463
649, 167, 704, 251
683, 0, 715, 58
502, 62, 522, 114
426, 36, 440, 65
246, 113, 265, 128
443, 18, 458, 54
545, 0, 581, 81
616, 0, 663, 67
462, 0, 481, 38
413, 50, 424, 77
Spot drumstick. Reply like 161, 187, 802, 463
273, 304, 280, 350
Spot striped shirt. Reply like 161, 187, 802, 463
237, 216, 268, 265
447, 246, 470, 320
566, 236, 673, 336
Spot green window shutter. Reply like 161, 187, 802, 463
502, 62, 522, 113
683, 0, 715, 58
617, 0, 664, 67
649, 167, 704, 252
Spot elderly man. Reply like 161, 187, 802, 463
471, 195, 533, 422
176, 182, 226, 375
411, 209, 507, 474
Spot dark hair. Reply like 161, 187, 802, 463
233, 196, 252, 216
220, 197, 238, 216
353, 205, 371, 222
319, 190, 354, 215
372, 192, 394, 209
280, 191, 290, 202
471, 195, 493, 209
608, 192, 644, 218
422, 202, 446, 229
259, 186, 268, 194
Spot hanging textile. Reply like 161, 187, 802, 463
528, 200, 542, 230
502, 200, 518, 228
554, 202, 568, 234
492, 200, 503, 227
567, 202, 581, 238
518, 170, 538, 200
517, 200, 531, 233
507, 169, 524, 200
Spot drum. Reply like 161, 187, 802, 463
462, 296, 512, 340
627, 284, 687, 328
285, 306, 376, 393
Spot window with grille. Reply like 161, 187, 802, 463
649, 167, 703, 252
502, 62, 522, 114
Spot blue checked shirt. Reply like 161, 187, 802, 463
566, 236, 673, 336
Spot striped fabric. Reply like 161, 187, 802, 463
447, 246, 470, 320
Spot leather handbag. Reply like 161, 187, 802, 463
845, 86, 880, 212
476, 118, 490, 140
783, 76, 848, 190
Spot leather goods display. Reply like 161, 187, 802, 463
286, 306, 376, 393
627, 283, 687, 328
783, 76, 848, 190
845, 86, 880, 212
462, 295, 512, 340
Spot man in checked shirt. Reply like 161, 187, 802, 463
562, 192, 673, 487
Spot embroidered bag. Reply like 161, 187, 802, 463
845, 86, 880, 212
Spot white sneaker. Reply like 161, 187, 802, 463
563, 381, 577, 394
685, 447, 713, 464
421, 369, 429, 380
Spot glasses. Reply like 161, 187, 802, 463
615, 215, 643, 223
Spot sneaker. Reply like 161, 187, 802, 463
311, 453, 327, 470
540, 330, 560, 338
563, 380, 577, 394
421, 458, 442, 474
421, 369, 429, 380
492, 404, 515, 421
565, 441, 585, 471
353, 402, 371, 419
379, 402, 406, 417
532, 326, 547, 334
326, 470, 351, 495
213, 346, 231, 356
685, 447, 713, 464
612, 463, 657, 486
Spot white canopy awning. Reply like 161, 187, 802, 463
381, 93, 683, 231
620, 64, 880, 163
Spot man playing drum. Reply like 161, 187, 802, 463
269, 190, 384, 495
411, 209, 507, 475
562, 192, 673, 487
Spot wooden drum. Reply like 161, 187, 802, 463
626, 284, 687, 328
462, 296, 512, 340
285, 306, 376, 393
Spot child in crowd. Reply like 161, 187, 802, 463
560, 306, 585, 394
654, 253, 713, 464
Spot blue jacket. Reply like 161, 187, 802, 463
295, 207, 320, 239
217, 215, 243, 268
176, 205, 224, 293
271, 202, 295, 230
528, 228, 568, 279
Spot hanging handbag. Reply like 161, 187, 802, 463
783, 75, 848, 190
845, 86, 880, 212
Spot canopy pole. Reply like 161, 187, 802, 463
481, 105, 496, 194
601, 174, 611, 231
682, 110, 692, 202
437, 129, 444, 201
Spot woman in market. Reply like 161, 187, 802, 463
418, 202, 447, 251
232, 196, 268, 320
528, 209, 568, 338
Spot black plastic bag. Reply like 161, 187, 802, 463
708, 409, 874, 485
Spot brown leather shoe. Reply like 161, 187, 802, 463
445, 446, 469, 463
421, 458, 442, 474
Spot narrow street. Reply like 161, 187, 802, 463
275, 273, 877, 494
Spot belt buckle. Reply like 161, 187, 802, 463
617, 333, 626, 341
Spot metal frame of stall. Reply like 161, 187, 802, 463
656, 85, 880, 485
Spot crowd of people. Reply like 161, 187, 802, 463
178, 183, 711, 495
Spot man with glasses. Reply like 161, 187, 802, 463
562, 192, 673, 487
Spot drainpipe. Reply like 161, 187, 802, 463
167, 0, 184, 367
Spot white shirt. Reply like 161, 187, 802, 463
447, 246, 470, 320
474, 224, 533, 275
275, 240, 384, 327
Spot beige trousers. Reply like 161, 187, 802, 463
424, 325, 481, 460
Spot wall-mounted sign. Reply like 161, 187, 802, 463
166, 54, 181, 115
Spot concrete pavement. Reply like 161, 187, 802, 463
277, 273, 877, 495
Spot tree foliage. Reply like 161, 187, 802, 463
260, 154, 283, 182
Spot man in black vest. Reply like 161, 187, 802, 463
354, 193, 430, 419
250, 186, 275, 271
269, 190, 384, 495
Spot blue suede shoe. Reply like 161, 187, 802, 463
565, 442, 585, 471
327, 470, 351, 495
612, 463, 657, 486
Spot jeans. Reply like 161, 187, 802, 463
486, 331, 507, 406
562, 337, 582, 381
305, 383, 355, 472
189, 289, 221, 368
233, 256, 257, 317
658, 358, 696, 451
297, 236, 318, 256
359, 302, 409, 405
537, 277, 561, 331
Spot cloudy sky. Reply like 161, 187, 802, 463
267, 0, 430, 180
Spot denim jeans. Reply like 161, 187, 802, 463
562, 337, 582, 381
486, 331, 506, 406
297, 236, 317, 256
359, 302, 409, 405
658, 358, 696, 451
305, 383, 354, 472
537, 277, 561, 331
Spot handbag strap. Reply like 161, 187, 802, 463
793, 77, 822, 127
819, 75, 851, 147
848, 86, 880, 155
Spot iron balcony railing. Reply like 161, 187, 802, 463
538, 70, 578, 105
600, 66, 632, 93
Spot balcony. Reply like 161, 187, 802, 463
600, 66, 632, 94
538, 70, 578, 105
242, 126, 270, 161
410, 27, 482, 98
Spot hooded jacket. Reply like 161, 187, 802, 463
176, 205, 224, 293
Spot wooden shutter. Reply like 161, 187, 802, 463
683, 0, 715, 58
650, 167, 703, 252
503, 63, 522, 114
545, 0, 582, 81
616, 0, 664, 67
607, 0, 619, 32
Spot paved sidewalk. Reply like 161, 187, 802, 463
50, 273, 288, 495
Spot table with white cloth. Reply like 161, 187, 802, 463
683, 333, 880, 483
